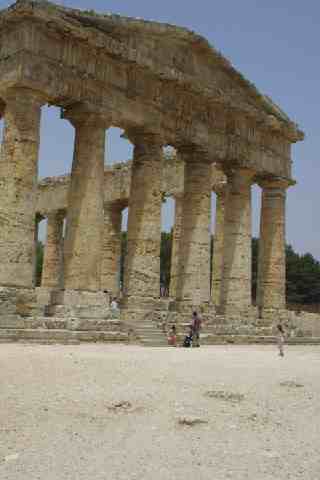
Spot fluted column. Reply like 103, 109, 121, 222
211, 183, 227, 306
101, 204, 122, 296
124, 132, 163, 306
63, 105, 108, 292
257, 178, 290, 311
220, 169, 254, 314
41, 210, 64, 289
176, 148, 211, 307
33, 214, 42, 288
0, 88, 44, 288
169, 195, 183, 298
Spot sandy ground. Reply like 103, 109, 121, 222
0, 344, 319, 480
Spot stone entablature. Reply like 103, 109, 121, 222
36, 156, 226, 216
0, 1, 302, 181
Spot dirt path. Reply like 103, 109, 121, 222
0, 344, 319, 479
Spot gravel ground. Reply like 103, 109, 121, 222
0, 344, 319, 480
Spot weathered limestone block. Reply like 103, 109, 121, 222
0, 287, 39, 318
63, 105, 108, 292
169, 195, 183, 298
41, 210, 64, 289
47, 289, 109, 318
124, 132, 163, 305
0, 88, 43, 288
257, 178, 290, 311
176, 150, 211, 307
101, 204, 122, 296
211, 183, 227, 306
220, 169, 254, 314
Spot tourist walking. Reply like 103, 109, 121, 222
191, 311, 202, 347
277, 323, 285, 357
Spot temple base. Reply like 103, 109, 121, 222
0, 288, 320, 345
45, 289, 110, 318
0, 286, 42, 319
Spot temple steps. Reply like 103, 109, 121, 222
0, 328, 129, 344
139, 335, 168, 347
130, 326, 168, 347
0, 325, 319, 346
0, 316, 124, 331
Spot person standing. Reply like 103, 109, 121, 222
110, 297, 119, 311
191, 311, 202, 347
168, 325, 177, 347
277, 323, 285, 357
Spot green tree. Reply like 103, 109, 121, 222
286, 246, 320, 304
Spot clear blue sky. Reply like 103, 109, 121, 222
1, 0, 319, 258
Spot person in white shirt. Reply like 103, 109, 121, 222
110, 297, 119, 311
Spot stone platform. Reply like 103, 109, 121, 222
0, 315, 129, 345
1, 287, 320, 346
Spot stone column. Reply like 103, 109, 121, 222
63, 105, 108, 292
33, 214, 42, 288
101, 204, 122, 297
176, 149, 211, 307
211, 183, 227, 306
124, 132, 163, 307
220, 169, 254, 314
41, 210, 65, 289
0, 89, 43, 288
169, 195, 183, 298
257, 178, 290, 311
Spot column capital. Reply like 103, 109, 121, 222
177, 144, 213, 164
223, 167, 256, 180
223, 168, 256, 192
256, 176, 295, 190
125, 128, 164, 147
63, 102, 111, 128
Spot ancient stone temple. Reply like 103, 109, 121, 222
1, 0, 319, 345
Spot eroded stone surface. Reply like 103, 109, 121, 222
211, 183, 227, 306
41, 211, 64, 289
124, 134, 163, 305
63, 107, 107, 292
257, 179, 290, 311
176, 153, 211, 307
220, 169, 255, 314
0, 90, 43, 288
101, 205, 122, 297
169, 195, 183, 298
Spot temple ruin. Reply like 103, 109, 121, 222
1, 0, 319, 345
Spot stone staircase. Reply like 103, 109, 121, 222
1, 298, 320, 346
121, 304, 170, 347
0, 314, 129, 345
123, 309, 278, 348
176, 318, 320, 346
131, 320, 169, 347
